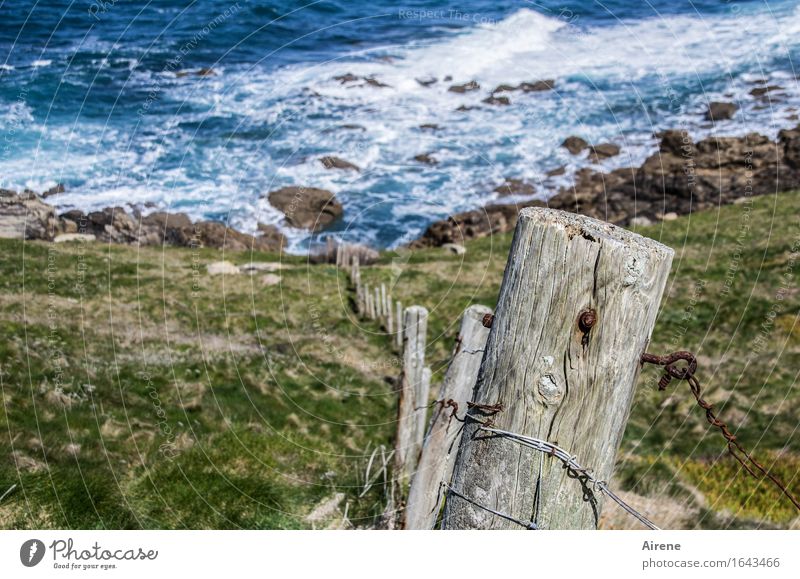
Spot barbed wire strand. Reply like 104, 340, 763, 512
642, 351, 800, 512
475, 422, 661, 530
442, 482, 539, 530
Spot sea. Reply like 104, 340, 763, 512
2, 0, 799, 252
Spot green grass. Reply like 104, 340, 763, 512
1, 190, 799, 528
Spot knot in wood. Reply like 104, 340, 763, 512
578, 309, 597, 333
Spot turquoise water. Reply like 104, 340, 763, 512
2, 0, 799, 250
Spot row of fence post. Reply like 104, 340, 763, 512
340, 207, 675, 530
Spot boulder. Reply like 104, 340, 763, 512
332, 73, 389, 88
482, 96, 510, 106
54, 233, 96, 243
589, 143, 621, 162
706, 101, 738, 121
86, 207, 140, 244
562, 136, 589, 155
411, 199, 546, 248
546, 166, 567, 177
442, 243, 466, 255
0, 191, 58, 240
364, 77, 390, 88
492, 80, 554, 93
412, 121, 800, 247
518, 79, 555, 92
260, 274, 282, 286
413, 153, 438, 165
448, 81, 480, 93
320, 156, 359, 171
241, 262, 283, 274
256, 223, 287, 249
266, 186, 343, 232
207, 261, 240, 276
750, 85, 782, 97
42, 183, 65, 198
173, 220, 281, 252
416, 77, 437, 87
334, 73, 359, 84
493, 178, 535, 196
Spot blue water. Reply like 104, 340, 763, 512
2, 0, 800, 250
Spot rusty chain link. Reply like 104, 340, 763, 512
641, 350, 800, 513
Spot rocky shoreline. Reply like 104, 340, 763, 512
4, 120, 800, 253
0, 184, 347, 253
411, 124, 800, 248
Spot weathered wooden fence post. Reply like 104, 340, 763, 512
406, 304, 493, 529
442, 208, 674, 530
394, 305, 429, 481
395, 301, 403, 350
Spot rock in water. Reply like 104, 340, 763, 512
589, 143, 621, 162
448, 81, 480, 93
413, 122, 800, 247
266, 186, 343, 231
518, 79, 555, 92
493, 178, 535, 196
413, 153, 438, 165
750, 85, 782, 97
706, 101, 738, 121
482, 96, 510, 106
320, 156, 360, 171
42, 183, 66, 198
562, 136, 589, 155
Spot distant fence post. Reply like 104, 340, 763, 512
394, 305, 429, 481
395, 301, 403, 350
442, 208, 674, 530
405, 304, 492, 529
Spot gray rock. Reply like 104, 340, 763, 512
266, 186, 343, 232
493, 178, 535, 197
54, 233, 96, 243
706, 101, 738, 121
207, 261, 241, 275
413, 153, 438, 165
482, 95, 510, 106
442, 243, 466, 255
0, 191, 58, 240
448, 81, 480, 93
562, 136, 589, 155
320, 156, 360, 171
589, 143, 621, 161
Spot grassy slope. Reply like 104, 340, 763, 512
1, 190, 798, 529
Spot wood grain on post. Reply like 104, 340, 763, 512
414, 367, 432, 452
365, 285, 373, 319
395, 305, 429, 480
406, 304, 493, 529
395, 301, 403, 350
442, 208, 674, 530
